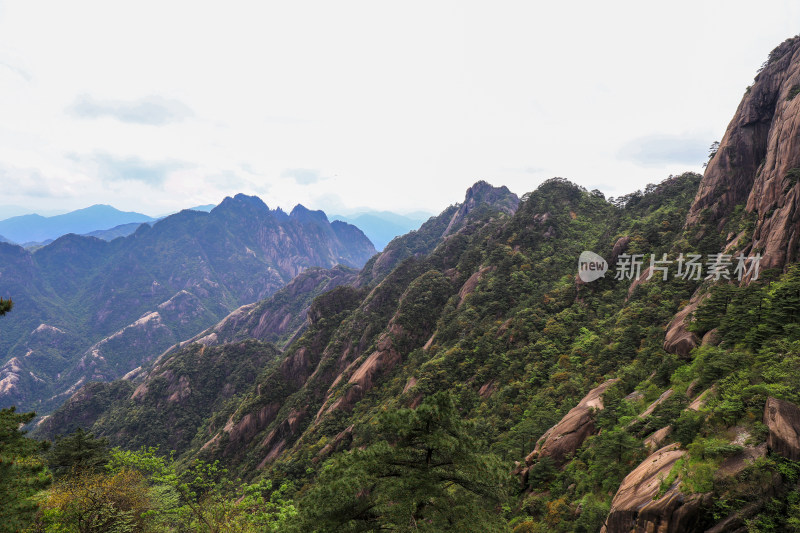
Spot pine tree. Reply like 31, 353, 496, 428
47, 427, 110, 478
0, 407, 51, 532
0, 298, 11, 316
298, 392, 510, 532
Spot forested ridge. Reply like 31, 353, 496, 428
6, 35, 800, 533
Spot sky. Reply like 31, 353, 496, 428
0, 1, 799, 218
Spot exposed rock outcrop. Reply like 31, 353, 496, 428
602, 444, 712, 533
764, 396, 800, 460
686, 36, 800, 270
639, 389, 674, 419
457, 266, 494, 307
663, 292, 706, 357
522, 379, 618, 475
442, 181, 519, 237
644, 426, 673, 451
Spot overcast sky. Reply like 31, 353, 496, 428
1, 1, 798, 217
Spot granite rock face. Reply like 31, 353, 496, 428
764, 396, 800, 460
522, 379, 619, 474
601, 444, 712, 533
687, 36, 800, 270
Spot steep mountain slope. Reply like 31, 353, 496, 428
0, 204, 155, 244
37, 182, 520, 450
39, 173, 705, 532
165, 264, 359, 354
0, 194, 375, 414
32, 37, 800, 532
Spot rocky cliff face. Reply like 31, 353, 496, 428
687, 35, 800, 269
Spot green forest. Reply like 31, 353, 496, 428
5, 165, 800, 531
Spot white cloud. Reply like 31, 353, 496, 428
67, 94, 193, 125
280, 168, 326, 185
0, 1, 798, 215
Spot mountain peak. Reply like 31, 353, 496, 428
443, 181, 520, 236
213, 194, 271, 217
290, 204, 330, 225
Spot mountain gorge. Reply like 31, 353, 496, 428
0, 194, 375, 414
12, 34, 800, 533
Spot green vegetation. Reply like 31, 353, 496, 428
31, 445, 298, 532
0, 407, 51, 532
14, 168, 800, 530
297, 392, 509, 531
0, 194, 376, 415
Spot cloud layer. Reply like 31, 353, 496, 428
281, 168, 325, 185
71, 152, 187, 186
67, 94, 193, 125
0, 1, 799, 216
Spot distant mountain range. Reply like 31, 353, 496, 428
0, 205, 155, 245
331, 211, 432, 250
0, 204, 427, 252
0, 194, 375, 413
0, 204, 222, 247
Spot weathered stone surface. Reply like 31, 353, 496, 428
688, 387, 714, 411
644, 426, 673, 451
626, 267, 653, 299
716, 443, 767, 479
611, 236, 631, 264
764, 397, 800, 460
640, 389, 674, 419
686, 36, 800, 271
442, 181, 519, 237
523, 379, 618, 469
457, 266, 494, 307
664, 292, 706, 357
602, 444, 712, 533
701, 328, 721, 346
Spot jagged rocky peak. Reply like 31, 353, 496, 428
212, 193, 271, 218
443, 180, 520, 236
687, 35, 800, 269
290, 204, 330, 225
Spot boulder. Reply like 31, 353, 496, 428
663, 292, 706, 357
523, 379, 618, 469
602, 444, 712, 533
611, 236, 631, 264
